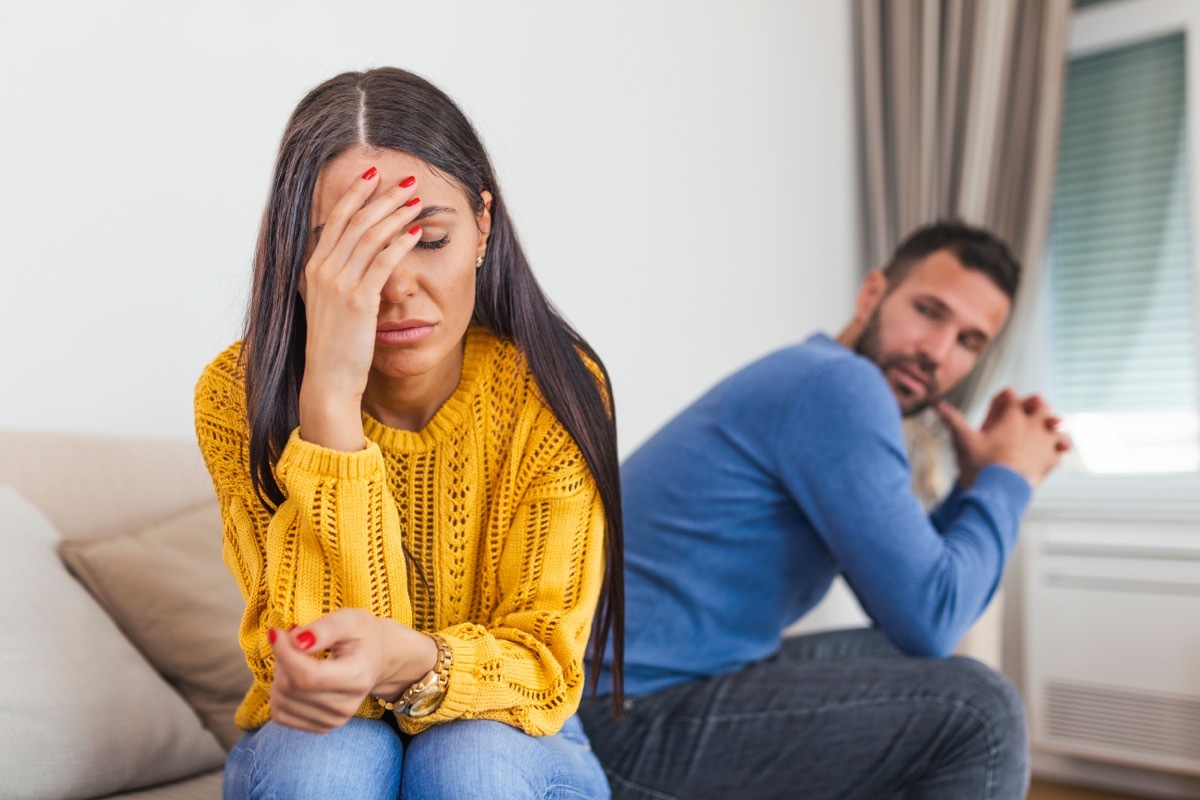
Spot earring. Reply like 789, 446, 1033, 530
476, 255, 484, 269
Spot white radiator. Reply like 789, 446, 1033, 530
1023, 510, 1200, 777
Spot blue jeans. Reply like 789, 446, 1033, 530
223, 712, 610, 799
578, 628, 1029, 799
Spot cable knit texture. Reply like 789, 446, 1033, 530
194, 327, 605, 736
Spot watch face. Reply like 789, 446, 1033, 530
407, 689, 444, 717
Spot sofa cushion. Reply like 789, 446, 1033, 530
0, 428, 215, 542
102, 769, 223, 799
59, 502, 251, 750
0, 487, 226, 800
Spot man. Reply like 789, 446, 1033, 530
580, 221, 1067, 799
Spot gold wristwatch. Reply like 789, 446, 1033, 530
376, 634, 452, 717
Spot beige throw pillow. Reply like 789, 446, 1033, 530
0, 486, 225, 800
59, 501, 251, 750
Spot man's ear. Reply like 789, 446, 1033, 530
836, 269, 888, 347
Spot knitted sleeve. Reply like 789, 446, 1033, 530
194, 344, 412, 728
401, 409, 606, 737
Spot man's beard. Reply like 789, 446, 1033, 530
854, 311, 942, 417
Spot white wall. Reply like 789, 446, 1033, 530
0, 1, 859, 453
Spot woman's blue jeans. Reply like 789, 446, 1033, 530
578, 628, 1030, 800
223, 712, 609, 799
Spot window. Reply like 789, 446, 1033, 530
1047, 0, 1200, 475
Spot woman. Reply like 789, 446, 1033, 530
195, 67, 623, 799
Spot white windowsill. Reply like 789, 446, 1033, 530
1030, 470, 1200, 520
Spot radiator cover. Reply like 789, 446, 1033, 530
1023, 512, 1200, 776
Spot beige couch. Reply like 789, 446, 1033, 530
0, 428, 252, 799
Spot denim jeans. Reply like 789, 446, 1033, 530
223, 712, 610, 799
578, 628, 1029, 800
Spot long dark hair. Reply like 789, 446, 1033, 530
241, 67, 623, 711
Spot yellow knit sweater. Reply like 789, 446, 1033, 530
194, 327, 606, 736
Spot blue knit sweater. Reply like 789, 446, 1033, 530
601, 334, 1031, 696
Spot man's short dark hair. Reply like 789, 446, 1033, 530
883, 220, 1021, 301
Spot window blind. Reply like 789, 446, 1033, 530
1050, 32, 1199, 414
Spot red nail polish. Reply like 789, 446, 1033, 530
400, 175, 416, 188
268, 628, 277, 644
362, 166, 378, 180
296, 631, 316, 650
288, 624, 297, 631
409, 225, 421, 236
405, 197, 420, 207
